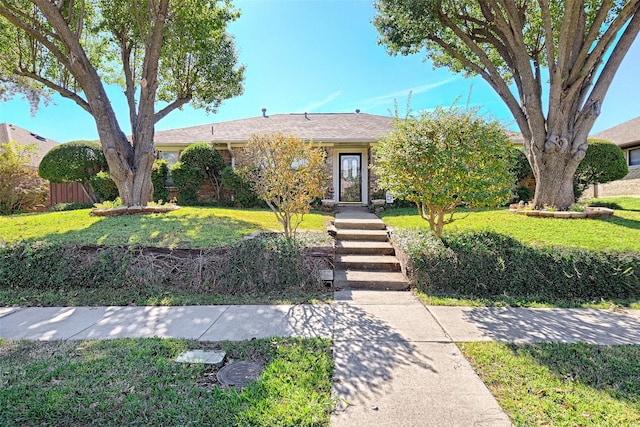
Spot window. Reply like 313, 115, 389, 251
158, 150, 180, 166
630, 148, 640, 167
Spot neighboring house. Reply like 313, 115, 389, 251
154, 111, 397, 206
589, 117, 640, 197
0, 122, 93, 207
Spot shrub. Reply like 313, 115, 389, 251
220, 166, 264, 208
89, 171, 119, 202
393, 229, 640, 304
0, 141, 48, 215
38, 140, 107, 203
152, 159, 169, 202
180, 142, 226, 201
514, 184, 533, 203
574, 139, 628, 200
170, 161, 205, 205
219, 233, 324, 292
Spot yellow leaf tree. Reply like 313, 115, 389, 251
238, 133, 329, 239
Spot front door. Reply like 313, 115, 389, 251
339, 153, 362, 203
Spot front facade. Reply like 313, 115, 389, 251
589, 117, 640, 197
153, 111, 396, 206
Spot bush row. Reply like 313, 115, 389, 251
0, 234, 328, 296
392, 229, 640, 303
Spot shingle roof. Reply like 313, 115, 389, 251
0, 123, 59, 168
153, 113, 397, 145
591, 116, 640, 149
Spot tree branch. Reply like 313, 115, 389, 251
154, 96, 192, 124
15, 67, 91, 113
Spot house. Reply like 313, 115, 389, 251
589, 117, 640, 197
0, 122, 58, 169
153, 110, 397, 206
0, 122, 93, 207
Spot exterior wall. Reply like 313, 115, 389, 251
585, 176, 640, 198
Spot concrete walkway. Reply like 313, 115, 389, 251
3, 292, 640, 426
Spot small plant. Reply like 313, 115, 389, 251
569, 203, 585, 212
93, 198, 124, 209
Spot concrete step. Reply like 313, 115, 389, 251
334, 218, 386, 230
335, 255, 401, 272
335, 241, 395, 255
333, 269, 408, 290
335, 229, 389, 242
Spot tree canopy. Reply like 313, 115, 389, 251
374, 0, 640, 210
374, 107, 514, 237
0, 0, 244, 206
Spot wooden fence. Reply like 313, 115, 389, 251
46, 182, 94, 207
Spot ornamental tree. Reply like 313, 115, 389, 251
574, 139, 628, 199
374, 107, 514, 238
38, 140, 107, 203
0, 0, 244, 207
238, 133, 329, 239
374, 0, 640, 210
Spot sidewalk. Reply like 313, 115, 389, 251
3, 291, 640, 426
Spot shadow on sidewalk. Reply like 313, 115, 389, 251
462, 307, 640, 344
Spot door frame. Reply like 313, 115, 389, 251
333, 147, 368, 205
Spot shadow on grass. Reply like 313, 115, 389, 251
25, 210, 264, 249
597, 215, 640, 230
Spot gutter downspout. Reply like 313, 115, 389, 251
226, 141, 235, 169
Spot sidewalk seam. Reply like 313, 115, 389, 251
197, 305, 230, 341
66, 306, 125, 341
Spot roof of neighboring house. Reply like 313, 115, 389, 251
590, 116, 640, 149
153, 112, 397, 145
0, 122, 59, 168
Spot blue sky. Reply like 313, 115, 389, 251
1, 0, 639, 143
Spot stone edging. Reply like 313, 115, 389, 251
91, 205, 181, 216
508, 206, 614, 218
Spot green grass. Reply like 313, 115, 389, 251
380, 197, 640, 252
459, 342, 640, 426
0, 337, 333, 426
0, 207, 331, 249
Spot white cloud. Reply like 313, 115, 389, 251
360, 78, 457, 108
301, 91, 342, 112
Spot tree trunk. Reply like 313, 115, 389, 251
527, 130, 586, 210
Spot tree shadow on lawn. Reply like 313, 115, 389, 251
597, 215, 640, 231
29, 211, 263, 249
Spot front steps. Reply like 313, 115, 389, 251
331, 208, 408, 290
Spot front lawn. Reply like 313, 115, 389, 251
460, 342, 640, 426
0, 337, 333, 427
381, 197, 640, 252
0, 207, 331, 249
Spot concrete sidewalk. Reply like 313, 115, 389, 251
3, 292, 640, 426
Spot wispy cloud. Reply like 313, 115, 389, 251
359, 78, 457, 109
301, 91, 342, 112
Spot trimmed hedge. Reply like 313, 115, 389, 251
393, 229, 640, 304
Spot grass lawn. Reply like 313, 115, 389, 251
0, 207, 331, 249
0, 337, 333, 426
460, 342, 640, 426
381, 197, 640, 252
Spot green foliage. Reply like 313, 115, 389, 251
509, 147, 533, 182
238, 133, 329, 238
89, 171, 119, 202
179, 142, 226, 201
394, 228, 640, 306
574, 139, 628, 199
220, 233, 326, 294
374, 107, 514, 237
220, 166, 264, 208
38, 140, 107, 184
151, 159, 169, 202
514, 185, 533, 203
0, 141, 48, 215
170, 161, 205, 205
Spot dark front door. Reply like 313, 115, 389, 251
339, 153, 362, 203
